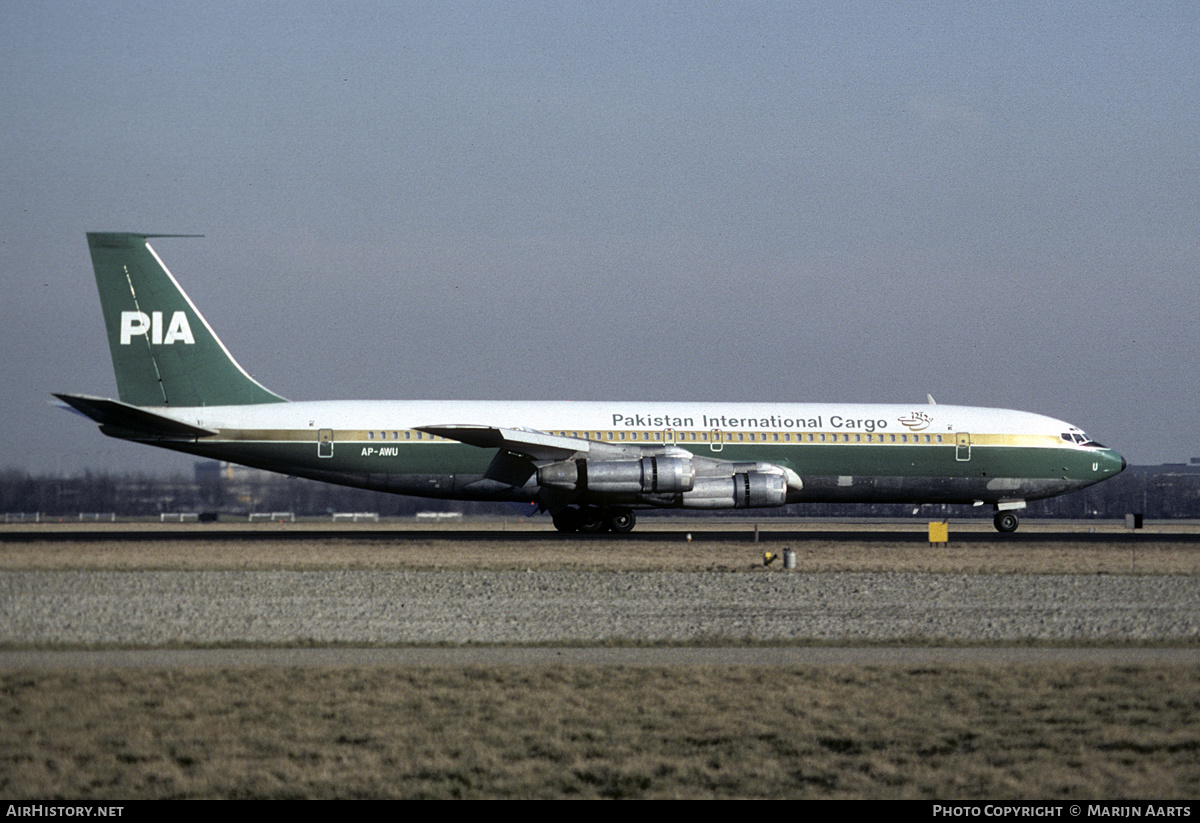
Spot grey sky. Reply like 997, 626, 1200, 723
3, 1, 1197, 475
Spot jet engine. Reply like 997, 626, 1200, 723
537, 454, 793, 509
537, 455, 695, 494
680, 470, 788, 509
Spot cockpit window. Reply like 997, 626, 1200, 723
1062, 432, 1105, 448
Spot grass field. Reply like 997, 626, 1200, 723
2, 521, 1198, 799
4, 664, 1199, 799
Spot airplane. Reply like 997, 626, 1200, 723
56, 232, 1126, 534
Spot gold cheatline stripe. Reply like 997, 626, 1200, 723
214, 429, 1066, 449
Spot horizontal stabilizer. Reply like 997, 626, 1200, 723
53, 393, 217, 439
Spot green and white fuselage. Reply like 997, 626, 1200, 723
81, 398, 1123, 506
57, 234, 1126, 533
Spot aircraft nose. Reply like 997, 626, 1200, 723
1105, 449, 1127, 474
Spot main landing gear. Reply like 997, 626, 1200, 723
552, 505, 637, 534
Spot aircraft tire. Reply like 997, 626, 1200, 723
577, 506, 607, 534
606, 508, 636, 534
552, 509, 580, 533
993, 511, 1019, 533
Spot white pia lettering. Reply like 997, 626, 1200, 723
119, 311, 195, 345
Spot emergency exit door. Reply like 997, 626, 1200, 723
956, 432, 971, 461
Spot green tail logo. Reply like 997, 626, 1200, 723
87, 233, 286, 407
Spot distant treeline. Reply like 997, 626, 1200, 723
2, 465, 1198, 520
0, 468, 520, 520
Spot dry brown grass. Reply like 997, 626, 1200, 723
3, 664, 1198, 799
4, 522, 1197, 799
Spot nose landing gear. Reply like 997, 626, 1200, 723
993, 511, 1020, 533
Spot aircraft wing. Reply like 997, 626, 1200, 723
416, 425, 598, 461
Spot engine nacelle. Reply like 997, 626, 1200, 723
537, 456, 696, 495
680, 470, 788, 509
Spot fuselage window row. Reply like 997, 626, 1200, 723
545, 431, 947, 445
355, 430, 953, 444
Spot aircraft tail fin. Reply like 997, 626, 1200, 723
86, 233, 286, 407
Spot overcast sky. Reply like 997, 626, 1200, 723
3, 1, 1197, 475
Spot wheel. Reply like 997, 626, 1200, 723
994, 511, 1019, 533
577, 506, 606, 534
606, 507, 636, 534
552, 508, 580, 533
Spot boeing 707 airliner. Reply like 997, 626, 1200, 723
57, 233, 1126, 533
